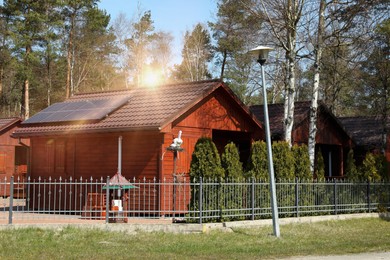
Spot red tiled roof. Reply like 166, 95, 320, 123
0, 117, 21, 134
13, 80, 255, 137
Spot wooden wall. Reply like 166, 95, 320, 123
0, 123, 29, 197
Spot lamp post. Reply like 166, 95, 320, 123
249, 46, 280, 238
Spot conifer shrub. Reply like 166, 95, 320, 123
221, 142, 244, 220
245, 141, 268, 180
245, 141, 269, 219
188, 137, 224, 222
315, 150, 325, 180
360, 153, 381, 182
292, 144, 311, 180
345, 149, 359, 181
221, 142, 243, 179
272, 141, 295, 180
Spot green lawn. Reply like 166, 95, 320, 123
0, 217, 389, 259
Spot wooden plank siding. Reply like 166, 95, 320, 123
0, 120, 29, 197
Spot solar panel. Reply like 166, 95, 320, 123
23, 95, 131, 124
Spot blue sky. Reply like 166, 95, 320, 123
0, 0, 217, 64
98, 0, 217, 64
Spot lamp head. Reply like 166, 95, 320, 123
249, 46, 273, 65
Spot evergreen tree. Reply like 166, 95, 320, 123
221, 142, 243, 179
221, 141, 244, 220
171, 23, 212, 82
188, 137, 224, 222
3, 0, 47, 118
189, 137, 224, 179
272, 141, 295, 180
245, 141, 268, 180
360, 153, 382, 182
315, 150, 325, 180
292, 144, 311, 180
345, 149, 359, 181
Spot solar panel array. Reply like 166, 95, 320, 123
23, 96, 131, 124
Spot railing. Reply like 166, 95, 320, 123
0, 176, 389, 224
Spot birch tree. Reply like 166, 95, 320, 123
308, 0, 325, 173
251, 0, 305, 146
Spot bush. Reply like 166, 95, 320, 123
189, 137, 224, 179
360, 153, 382, 182
345, 149, 359, 181
292, 144, 311, 180
245, 141, 268, 180
272, 141, 295, 180
221, 142, 243, 179
315, 150, 325, 180
188, 137, 224, 222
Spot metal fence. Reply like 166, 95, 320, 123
0, 176, 389, 224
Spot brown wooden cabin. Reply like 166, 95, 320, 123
0, 118, 29, 197
12, 80, 263, 215
250, 101, 354, 179
339, 116, 389, 176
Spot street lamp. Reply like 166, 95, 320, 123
249, 45, 280, 238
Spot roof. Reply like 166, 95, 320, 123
250, 101, 351, 141
338, 116, 387, 149
250, 102, 311, 136
0, 117, 21, 135
13, 80, 260, 137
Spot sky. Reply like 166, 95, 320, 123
0, 0, 217, 64
98, 0, 217, 64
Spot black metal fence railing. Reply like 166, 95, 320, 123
0, 176, 389, 224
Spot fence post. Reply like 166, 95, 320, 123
199, 177, 203, 224
251, 177, 255, 221
295, 177, 299, 218
367, 180, 371, 213
105, 176, 110, 224
333, 179, 337, 215
9, 176, 14, 225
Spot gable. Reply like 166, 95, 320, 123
173, 89, 260, 134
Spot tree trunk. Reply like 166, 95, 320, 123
66, 13, 75, 98
284, 39, 296, 147
308, 0, 325, 174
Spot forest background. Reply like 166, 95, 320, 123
0, 1, 389, 163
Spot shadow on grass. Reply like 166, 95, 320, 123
379, 212, 390, 221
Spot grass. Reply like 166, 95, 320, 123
0, 217, 389, 259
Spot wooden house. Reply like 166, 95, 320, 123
0, 118, 29, 197
12, 80, 263, 213
250, 101, 354, 178
339, 116, 388, 168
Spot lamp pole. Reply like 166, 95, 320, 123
249, 46, 280, 238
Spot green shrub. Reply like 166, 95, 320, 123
221, 142, 243, 179
272, 141, 295, 180
345, 149, 359, 181
292, 144, 311, 180
315, 150, 325, 180
188, 137, 224, 222
360, 153, 381, 182
245, 141, 268, 180
189, 137, 224, 179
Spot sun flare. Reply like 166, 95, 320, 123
142, 68, 163, 87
